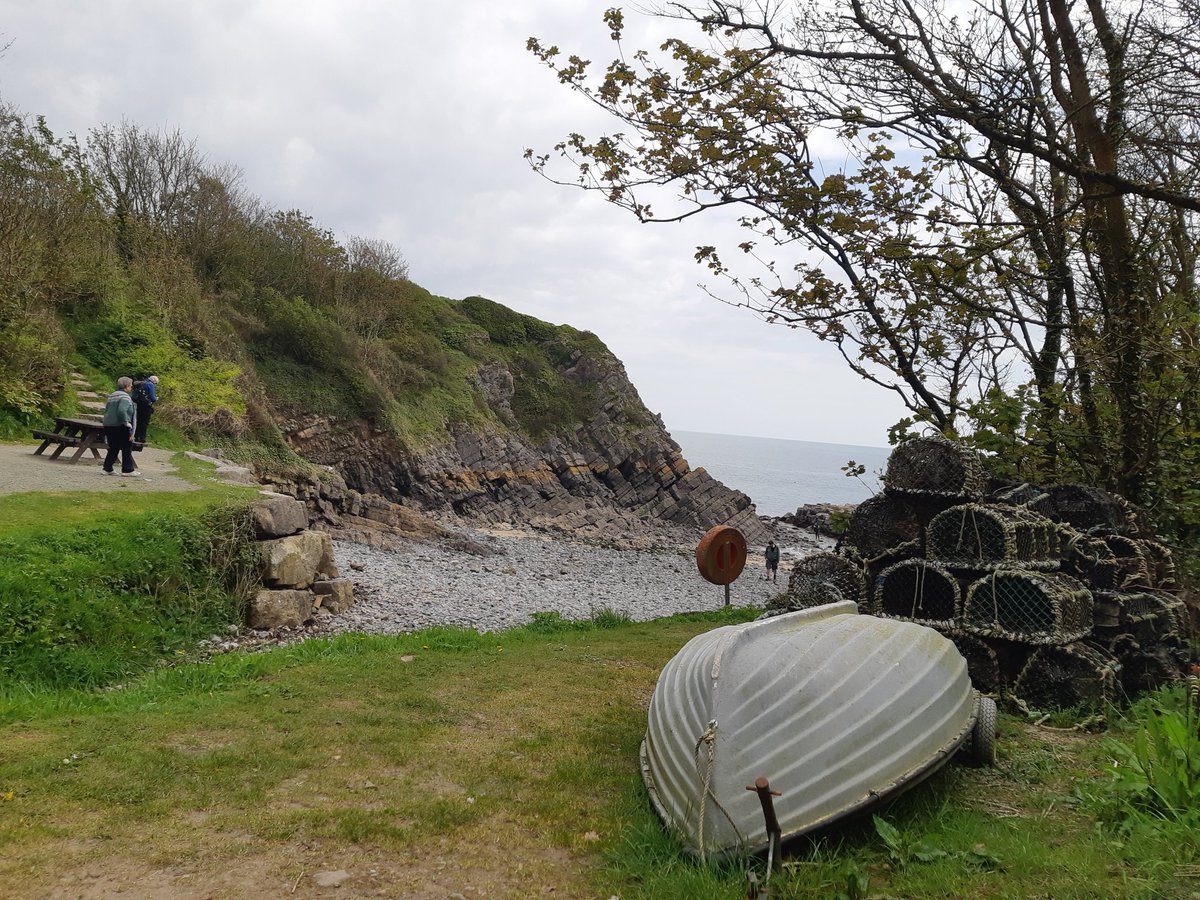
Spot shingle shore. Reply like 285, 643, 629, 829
324, 523, 834, 635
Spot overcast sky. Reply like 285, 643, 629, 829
0, 1, 904, 447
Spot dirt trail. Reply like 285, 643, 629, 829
0, 441, 198, 496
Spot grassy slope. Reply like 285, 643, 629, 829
0, 456, 261, 689
1, 617, 1194, 899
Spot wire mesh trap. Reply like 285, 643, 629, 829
1104, 633, 1189, 696
938, 629, 1005, 694
842, 494, 923, 560
763, 572, 845, 615
962, 570, 1093, 644
1044, 484, 1134, 534
927, 504, 1060, 570
1092, 589, 1188, 641
1101, 535, 1152, 589
1013, 642, 1120, 711
1137, 539, 1179, 591
788, 552, 866, 608
1061, 532, 1120, 590
883, 435, 987, 500
875, 559, 960, 626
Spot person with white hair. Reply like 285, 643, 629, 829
132, 374, 159, 443
102, 376, 138, 476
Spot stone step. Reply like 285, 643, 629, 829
76, 390, 102, 399
79, 400, 107, 411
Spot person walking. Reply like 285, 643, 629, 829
132, 374, 158, 443
765, 539, 781, 583
101, 376, 139, 476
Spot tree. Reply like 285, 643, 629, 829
87, 122, 207, 258
528, 1, 1200, 506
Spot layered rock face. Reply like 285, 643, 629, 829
282, 347, 768, 543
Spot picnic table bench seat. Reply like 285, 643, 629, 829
32, 429, 84, 446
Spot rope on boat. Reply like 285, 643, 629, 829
693, 719, 742, 861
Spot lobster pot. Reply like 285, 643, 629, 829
939, 630, 1003, 694
767, 573, 845, 615
1062, 533, 1120, 589
1105, 633, 1189, 696
1045, 484, 1133, 534
875, 559, 960, 627
1101, 535, 1151, 589
883, 436, 986, 500
962, 570, 1092, 644
788, 552, 865, 608
842, 494, 922, 561
1093, 590, 1187, 640
1013, 642, 1119, 711
1137, 540, 1178, 590
927, 505, 1059, 570
987, 482, 1044, 507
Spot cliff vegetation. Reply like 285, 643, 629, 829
0, 105, 646, 457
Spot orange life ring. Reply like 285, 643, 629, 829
695, 525, 748, 586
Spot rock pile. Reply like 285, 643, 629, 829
245, 494, 356, 629
777, 436, 1194, 712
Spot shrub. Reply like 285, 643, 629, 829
74, 312, 244, 414
1084, 680, 1200, 849
460, 295, 529, 345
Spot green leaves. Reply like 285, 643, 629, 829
874, 815, 1002, 870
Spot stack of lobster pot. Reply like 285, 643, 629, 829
779, 435, 1193, 715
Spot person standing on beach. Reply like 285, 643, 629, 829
764, 540, 780, 583
101, 376, 139, 476
132, 375, 158, 443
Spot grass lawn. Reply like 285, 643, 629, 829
2, 614, 1195, 899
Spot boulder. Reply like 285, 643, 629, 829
215, 464, 257, 484
250, 496, 309, 538
261, 531, 328, 588
247, 589, 314, 629
315, 530, 339, 579
312, 577, 355, 613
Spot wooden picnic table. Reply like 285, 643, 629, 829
32, 416, 109, 463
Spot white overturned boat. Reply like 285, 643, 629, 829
640, 601, 994, 857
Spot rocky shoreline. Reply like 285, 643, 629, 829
213, 516, 834, 651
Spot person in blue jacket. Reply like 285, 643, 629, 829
132, 375, 158, 443
765, 539, 781, 583
102, 376, 138, 476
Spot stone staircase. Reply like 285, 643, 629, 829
69, 370, 107, 417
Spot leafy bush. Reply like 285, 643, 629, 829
73, 313, 244, 414
1085, 681, 1200, 845
460, 295, 530, 345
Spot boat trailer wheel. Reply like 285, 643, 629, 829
970, 696, 998, 767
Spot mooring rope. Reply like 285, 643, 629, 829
693, 719, 742, 861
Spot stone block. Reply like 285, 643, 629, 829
250, 496, 309, 538
315, 529, 339, 579
261, 530, 327, 588
312, 578, 355, 614
247, 589, 314, 629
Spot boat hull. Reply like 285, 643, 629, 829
640, 601, 976, 856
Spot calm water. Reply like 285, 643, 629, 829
673, 430, 892, 516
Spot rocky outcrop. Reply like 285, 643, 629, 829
279, 343, 769, 544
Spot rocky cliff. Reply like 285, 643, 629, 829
281, 339, 768, 544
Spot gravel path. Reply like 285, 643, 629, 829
324, 524, 834, 635
0, 442, 198, 495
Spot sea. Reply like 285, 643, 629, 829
673, 430, 893, 517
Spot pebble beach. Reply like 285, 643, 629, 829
320, 521, 835, 636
